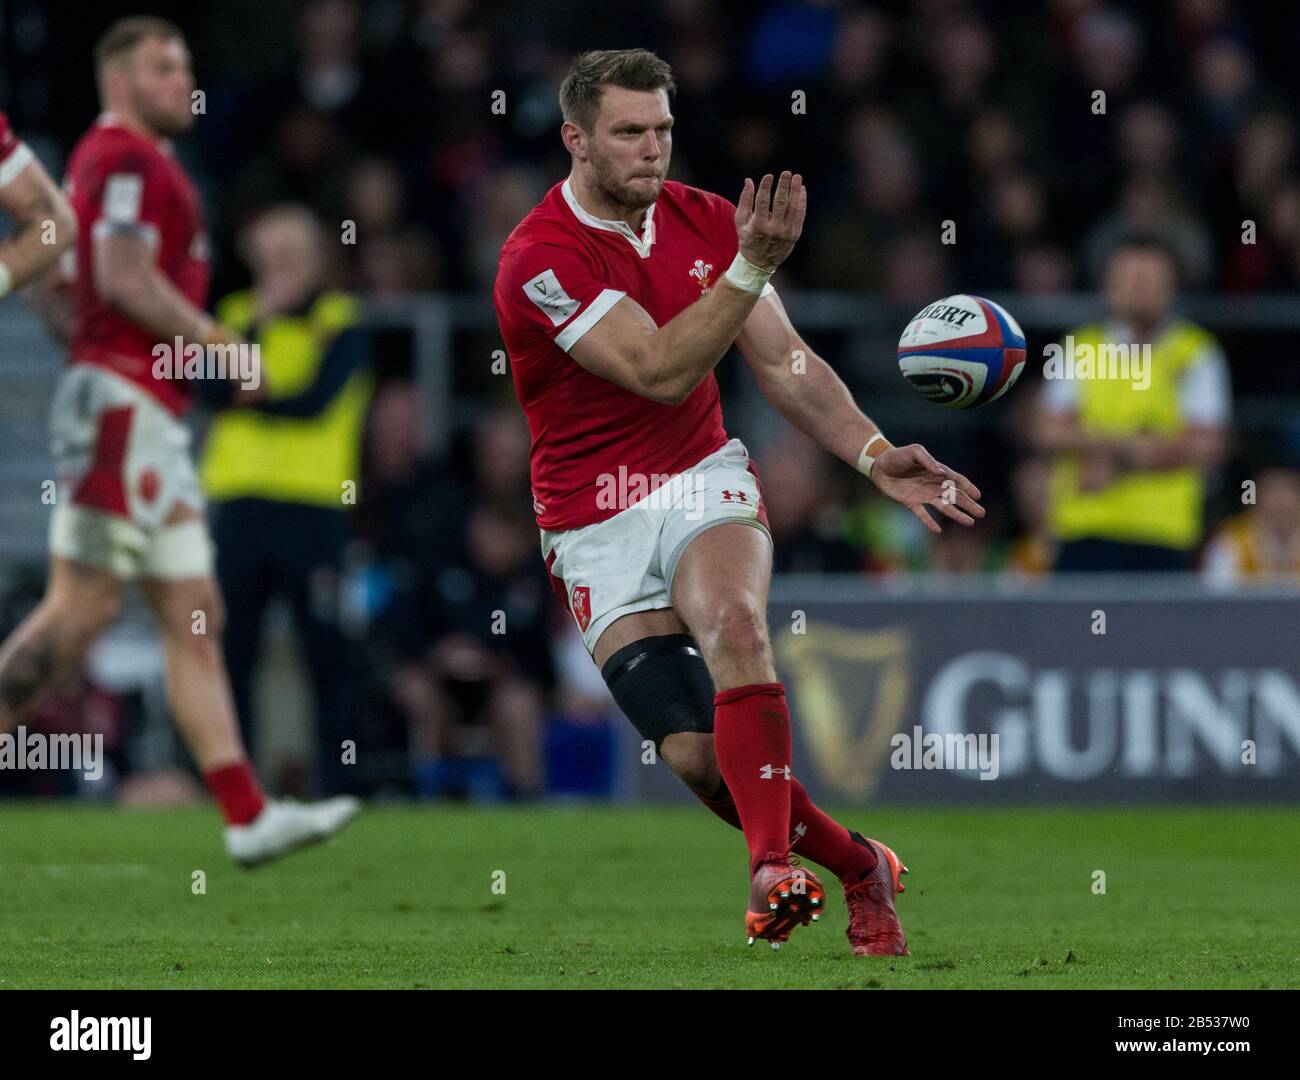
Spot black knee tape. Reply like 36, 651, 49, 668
600, 634, 716, 750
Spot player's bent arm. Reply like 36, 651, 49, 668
0, 156, 76, 297
93, 228, 232, 345
736, 291, 880, 468
738, 290, 985, 530
568, 171, 807, 404
569, 279, 766, 405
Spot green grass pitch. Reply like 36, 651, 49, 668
1, 803, 1296, 989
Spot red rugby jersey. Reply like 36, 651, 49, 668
495, 178, 767, 531
64, 114, 211, 417
0, 111, 35, 189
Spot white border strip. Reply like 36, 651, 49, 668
555, 288, 625, 352
0, 141, 34, 188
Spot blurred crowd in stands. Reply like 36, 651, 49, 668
3, 0, 1300, 801
10, 0, 1300, 298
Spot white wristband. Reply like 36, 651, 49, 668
723, 252, 775, 295
857, 433, 892, 478
0, 259, 12, 299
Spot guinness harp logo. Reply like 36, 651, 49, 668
775, 623, 911, 800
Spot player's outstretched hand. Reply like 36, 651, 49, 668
735, 171, 806, 271
870, 443, 985, 534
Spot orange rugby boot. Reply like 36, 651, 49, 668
745, 852, 826, 950
843, 835, 909, 956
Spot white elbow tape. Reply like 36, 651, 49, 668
0, 259, 12, 299
857, 432, 892, 478
723, 252, 775, 295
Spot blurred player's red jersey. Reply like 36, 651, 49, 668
496, 179, 749, 530
64, 114, 210, 417
0, 111, 35, 187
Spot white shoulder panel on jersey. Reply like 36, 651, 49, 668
0, 141, 34, 188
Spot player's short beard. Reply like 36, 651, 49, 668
133, 88, 194, 139
590, 146, 662, 213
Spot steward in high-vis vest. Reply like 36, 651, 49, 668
200, 285, 370, 507
1032, 235, 1230, 572
200, 205, 373, 795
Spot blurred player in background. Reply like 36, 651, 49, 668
0, 16, 359, 864
496, 49, 984, 954
0, 111, 76, 299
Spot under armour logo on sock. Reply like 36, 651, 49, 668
792, 821, 807, 840
760, 764, 791, 780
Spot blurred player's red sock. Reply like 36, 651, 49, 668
203, 761, 267, 825
713, 682, 793, 874
696, 777, 878, 880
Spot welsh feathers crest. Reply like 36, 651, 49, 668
689, 258, 713, 291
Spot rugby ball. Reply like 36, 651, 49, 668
897, 295, 1026, 408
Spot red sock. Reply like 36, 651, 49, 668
203, 761, 267, 826
696, 777, 878, 881
788, 778, 877, 881
713, 682, 793, 873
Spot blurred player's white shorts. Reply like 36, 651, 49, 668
541, 437, 771, 654
47, 363, 214, 580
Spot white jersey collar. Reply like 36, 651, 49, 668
562, 178, 656, 259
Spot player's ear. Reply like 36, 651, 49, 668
560, 121, 588, 161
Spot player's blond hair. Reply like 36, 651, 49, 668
94, 16, 185, 96
559, 49, 676, 134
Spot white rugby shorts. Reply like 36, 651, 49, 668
541, 437, 772, 653
48, 363, 213, 580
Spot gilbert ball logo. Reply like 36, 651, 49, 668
897, 294, 1026, 408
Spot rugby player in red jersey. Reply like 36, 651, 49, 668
496, 50, 985, 953
0, 111, 76, 298
0, 17, 359, 865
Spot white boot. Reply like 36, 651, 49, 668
224, 796, 361, 867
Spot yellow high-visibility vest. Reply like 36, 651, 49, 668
1048, 319, 1219, 550
200, 291, 373, 507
